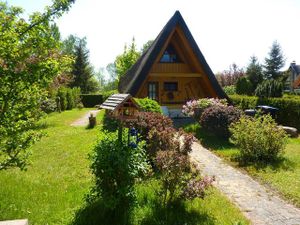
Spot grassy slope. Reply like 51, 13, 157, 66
0, 110, 248, 225
184, 123, 300, 207
0, 109, 102, 225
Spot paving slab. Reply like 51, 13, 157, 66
190, 141, 300, 225
0, 219, 28, 225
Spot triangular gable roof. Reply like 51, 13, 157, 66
118, 10, 228, 100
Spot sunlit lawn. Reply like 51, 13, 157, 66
0, 110, 249, 224
184, 122, 300, 207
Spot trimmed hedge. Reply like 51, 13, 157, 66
80, 94, 103, 107
230, 95, 300, 129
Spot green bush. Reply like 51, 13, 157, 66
135, 98, 162, 114
255, 79, 283, 97
89, 131, 150, 212
230, 115, 288, 162
40, 98, 57, 113
230, 95, 300, 129
80, 94, 103, 107
57, 87, 67, 111
236, 77, 253, 95
66, 89, 75, 110
56, 87, 81, 111
223, 85, 236, 95
200, 105, 242, 138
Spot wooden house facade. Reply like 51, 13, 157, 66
118, 11, 228, 108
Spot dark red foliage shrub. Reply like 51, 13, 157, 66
127, 112, 173, 140
200, 105, 242, 138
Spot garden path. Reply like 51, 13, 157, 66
70, 109, 100, 126
190, 142, 300, 225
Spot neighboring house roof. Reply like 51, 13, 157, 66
290, 63, 300, 75
118, 10, 228, 100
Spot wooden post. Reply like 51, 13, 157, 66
118, 121, 123, 143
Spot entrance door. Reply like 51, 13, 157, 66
148, 82, 159, 102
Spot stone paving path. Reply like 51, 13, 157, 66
70, 109, 100, 126
190, 141, 300, 225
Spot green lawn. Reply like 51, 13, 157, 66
184, 122, 300, 207
0, 110, 249, 224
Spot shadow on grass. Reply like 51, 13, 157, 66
183, 122, 234, 151
70, 198, 215, 225
70, 200, 132, 225
235, 155, 296, 172
140, 200, 215, 225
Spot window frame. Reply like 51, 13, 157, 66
164, 82, 178, 92
148, 82, 159, 101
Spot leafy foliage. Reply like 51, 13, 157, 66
115, 38, 140, 80
135, 98, 162, 114
264, 41, 285, 79
255, 79, 283, 97
127, 112, 173, 146
153, 128, 213, 205
200, 105, 242, 138
89, 131, 151, 212
235, 77, 253, 95
216, 63, 245, 87
127, 112, 213, 206
56, 87, 80, 111
223, 85, 236, 95
230, 115, 288, 162
0, 1, 73, 170
246, 56, 263, 90
40, 98, 57, 113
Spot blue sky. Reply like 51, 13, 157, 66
8, 0, 300, 73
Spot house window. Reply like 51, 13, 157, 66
160, 44, 182, 63
148, 82, 158, 101
164, 82, 178, 92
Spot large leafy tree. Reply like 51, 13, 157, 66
264, 41, 285, 79
0, 0, 74, 170
246, 56, 263, 91
115, 38, 140, 80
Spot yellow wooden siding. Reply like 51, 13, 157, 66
151, 63, 191, 73
136, 76, 217, 105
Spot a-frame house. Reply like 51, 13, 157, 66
118, 11, 228, 108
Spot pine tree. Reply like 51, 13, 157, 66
246, 56, 263, 91
264, 41, 285, 79
71, 39, 93, 93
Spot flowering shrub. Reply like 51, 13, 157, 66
182, 98, 227, 118
182, 176, 215, 200
200, 105, 242, 138
127, 111, 214, 206
230, 114, 288, 162
126, 112, 173, 144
